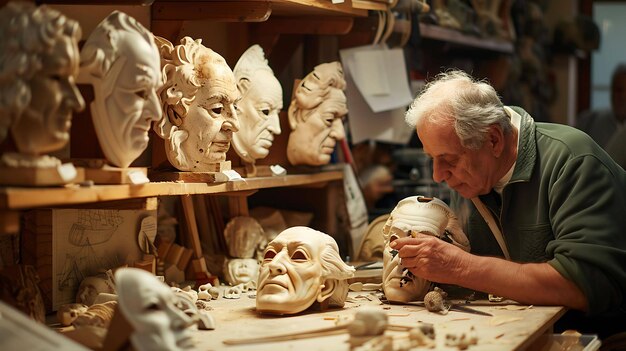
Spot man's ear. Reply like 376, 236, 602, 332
488, 124, 505, 157
317, 279, 336, 303
237, 77, 251, 95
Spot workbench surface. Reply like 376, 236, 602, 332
192, 290, 566, 351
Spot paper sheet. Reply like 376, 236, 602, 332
52, 208, 155, 309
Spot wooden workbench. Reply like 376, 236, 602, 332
192, 291, 566, 351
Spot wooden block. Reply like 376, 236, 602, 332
84, 165, 149, 185
148, 169, 230, 183
191, 257, 209, 275
0, 164, 84, 186
101, 306, 133, 351
156, 240, 173, 260
177, 247, 193, 271
133, 255, 156, 274
164, 243, 185, 265
21, 210, 53, 312
0, 211, 20, 235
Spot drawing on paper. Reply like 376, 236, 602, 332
53, 209, 152, 309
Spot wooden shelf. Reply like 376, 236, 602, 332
419, 23, 514, 54
0, 171, 343, 210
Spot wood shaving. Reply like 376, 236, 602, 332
489, 315, 523, 326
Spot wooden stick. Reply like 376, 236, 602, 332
222, 324, 348, 345
222, 323, 417, 345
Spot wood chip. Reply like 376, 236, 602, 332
489, 315, 523, 326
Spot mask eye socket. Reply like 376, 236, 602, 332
263, 250, 276, 261
290, 250, 308, 261
212, 107, 223, 114
261, 109, 270, 116
390, 234, 399, 243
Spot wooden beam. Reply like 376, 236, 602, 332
253, 17, 354, 35
152, 1, 272, 22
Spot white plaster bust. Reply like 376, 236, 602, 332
223, 258, 259, 286
79, 11, 161, 168
115, 268, 196, 351
382, 196, 470, 303
223, 216, 265, 258
256, 226, 355, 315
232, 45, 282, 165
0, 2, 84, 160
154, 36, 240, 171
287, 62, 348, 166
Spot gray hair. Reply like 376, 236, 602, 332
405, 70, 511, 150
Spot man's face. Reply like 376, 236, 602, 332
292, 89, 346, 166
417, 120, 497, 198
232, 70, 282, 163
611, 72, 626, 122
224, 258, 259, 285
12, 35, 84, 155
256, 228, 326, 314
180, 60, 240, 167
92, 30, 161, 168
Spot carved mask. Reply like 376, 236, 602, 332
382, 196, 470, 303
256, 226, 355, 315
155, 37, 240, 171
80, 11, 161, 168
115, 268, 196, 351
287, 62, 348, 166
223, 258, 259, 286
0, 2, 84, 156
232, 45, 282, 164
223, 216, 265, 258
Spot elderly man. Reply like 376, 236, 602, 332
395, 70, 626, 337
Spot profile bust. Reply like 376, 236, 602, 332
79, 11, 161, 169
256, 226, 355, 315
0, 2, 84, 164
154, 36, 240, 172
287, 62, 348, 167
232, 45, 282, 166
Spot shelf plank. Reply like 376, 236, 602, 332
0, 171, 343, 210
271, 0, 368, 17
419, 23, 514, 54
152, 1, 272, 22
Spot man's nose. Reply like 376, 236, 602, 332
329, 118, 345, 140
267, 251, 289, 275
432, 159, 449, 183
222, 104, 240, 132
267, 112, 281, 135
64, 78, 85, 112
144, 90, 162, 122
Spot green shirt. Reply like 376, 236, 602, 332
451, 106, 626, 316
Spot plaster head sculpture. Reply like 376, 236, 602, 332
115, 268, 196, 351
256, 226, 355, 315
154, 36, 240, 171
223, 258, 259, 286
0, 2, 84, 157
287, 62, 348, 166
382, 196, 470, 303
79, 11, 161, 168
223, 216, 265, 258
232, 44, 282, 165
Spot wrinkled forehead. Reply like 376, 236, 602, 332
269, 228, 324, 250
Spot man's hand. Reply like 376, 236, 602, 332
390, 233, 470, 284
